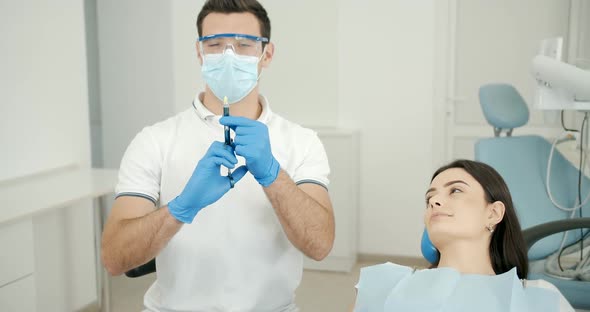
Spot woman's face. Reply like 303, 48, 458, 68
424, 168, 501, 247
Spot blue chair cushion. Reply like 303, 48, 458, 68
479, 84, 529, 130
475, 135, 590, 260
528, 272, 590, 309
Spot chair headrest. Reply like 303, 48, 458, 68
479, 83, 529, 130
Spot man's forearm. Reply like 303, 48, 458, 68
101, 206, 182, 275
264, 170, 335, 260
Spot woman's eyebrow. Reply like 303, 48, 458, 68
444, 180, 469, 188
425, 180, 470, 196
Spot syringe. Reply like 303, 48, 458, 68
223, 96, 235, 188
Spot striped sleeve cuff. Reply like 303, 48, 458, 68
115, 192, 158, 205
295, 179, 328, 191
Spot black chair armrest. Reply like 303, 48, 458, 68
522, 217, 590, 250
125, 258, 156, 278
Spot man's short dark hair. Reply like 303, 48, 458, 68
196, 0, 271, 42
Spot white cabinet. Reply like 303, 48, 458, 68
0, 220, 35, 311
0, 168, 118, 312
0, 219, 34, 286
304, 129, 359, 272
0, 275, 36, 312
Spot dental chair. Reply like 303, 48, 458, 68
474, 83, 590, 309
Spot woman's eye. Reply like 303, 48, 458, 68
450, 188, 462, 194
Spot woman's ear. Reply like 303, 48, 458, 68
488, 201, 505, 226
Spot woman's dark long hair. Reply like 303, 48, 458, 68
430, 159, 528, 279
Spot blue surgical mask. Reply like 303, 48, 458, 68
201, 49, 262, 104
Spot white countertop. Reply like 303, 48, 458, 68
0, 167, 118, 226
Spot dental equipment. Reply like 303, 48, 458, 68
223, 96, 235, 188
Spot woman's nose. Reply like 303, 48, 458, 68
429, 201, 442, 209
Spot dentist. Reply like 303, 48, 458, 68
101, 1, 335, 311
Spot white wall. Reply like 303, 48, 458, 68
0, 1, 91, 181
570, 0, 590, 66
454, 0, 570, 129
171, 1, 202, 114
338, 1, 436, 256
260, 1, 341, 127
444, 0, 571, 162
85, 0, 104, 167
97, 0, 176, 169
0, 0, 96, 310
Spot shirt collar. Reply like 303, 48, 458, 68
192, 92, 273, 124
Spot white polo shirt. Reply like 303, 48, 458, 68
116, 94, 330, 312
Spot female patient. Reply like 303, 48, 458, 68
353, 159, 574, 312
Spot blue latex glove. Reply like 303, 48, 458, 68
167, 141, 248, 223
219, 116, 280, 187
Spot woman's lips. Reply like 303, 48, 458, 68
430, 212, 454, 220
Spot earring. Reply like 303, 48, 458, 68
487, 225, 494, 233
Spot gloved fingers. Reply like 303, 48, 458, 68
221, 142, 235, 153
234, 145, 257, 159
205, 142, 238, 164
232, 125, 263, 136
234, 145, 268, 161
232, 134, 261, 148
230, 165, 249, 184
201, 155, 236, 170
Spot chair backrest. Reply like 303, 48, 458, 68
475, 83, 590, 260
475, 135, 590, 260
421, 228, 439, 264
479, 83, 530, 137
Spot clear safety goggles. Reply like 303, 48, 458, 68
198, 33, 269, 57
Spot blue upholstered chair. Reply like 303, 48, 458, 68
474, 83, 590, 309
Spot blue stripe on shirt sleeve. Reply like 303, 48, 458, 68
116, 192, 158, 205
295, 179, 328, 191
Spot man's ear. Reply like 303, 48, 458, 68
488, 201, 505, 226
260, 42, 275, 68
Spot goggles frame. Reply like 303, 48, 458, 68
198, 33, 269, 57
